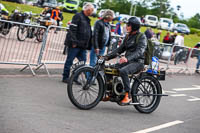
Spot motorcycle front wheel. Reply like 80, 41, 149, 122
67, 67, 104, 110
17, 26, 28, 41
131, 74, 162, 113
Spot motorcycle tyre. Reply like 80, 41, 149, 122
67, 67, 104, 110
131, 74, 162, 113
17, 26, 28, 41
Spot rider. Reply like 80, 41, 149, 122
105, 17, 147, 104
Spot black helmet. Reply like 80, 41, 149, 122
127, 17, 141, 32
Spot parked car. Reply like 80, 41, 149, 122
173, 23, 190, 34
83, 2, 97, 17
119, 14, 131, 22
157, 18, 174, 31
144, 15, 158, 28
33, 0, 58, 8
43, 0, 58, 8
63, 0, 79, 13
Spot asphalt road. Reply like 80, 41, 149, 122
0, 74, 200, 133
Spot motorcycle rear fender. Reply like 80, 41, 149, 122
131, 72, 163, 93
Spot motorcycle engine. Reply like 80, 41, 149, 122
113, 77, 124, 96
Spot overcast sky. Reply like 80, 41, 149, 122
170, 0, 200, 18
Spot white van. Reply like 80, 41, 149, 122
157, 18, 174, 31
144, 15, 158, 28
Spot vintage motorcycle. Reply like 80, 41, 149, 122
0, 11, 12, 35
16, 11, 37, 41
67, 57, 167, 113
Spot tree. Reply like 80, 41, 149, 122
101, 0, 131, 14
151, 0, 171, 18
187, 13, 200, 29
79, 0, 94, 7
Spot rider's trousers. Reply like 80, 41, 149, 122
117, 62, 144, 92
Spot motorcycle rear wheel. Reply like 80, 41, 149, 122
67, 67, 104, 110
131, 74, 162, 113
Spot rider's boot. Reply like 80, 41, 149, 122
121, 92, 132, 104
102, 95, 110, 102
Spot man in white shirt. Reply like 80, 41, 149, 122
174, 33, 184, 46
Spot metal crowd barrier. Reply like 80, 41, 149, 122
1, 20, 200, 76
35, 25, 68, 75
186, 48, 200, 72
0, 19, 46, 75
154, 42, 200, 74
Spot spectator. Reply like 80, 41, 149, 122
174, 33, 184, 47
115, 20, 122, 35
140, 15, 145, 23
57, 11, 63, 27
163, 32, 171, 44
170, 30, 178, 44
50, 6, 61, 26
195, 42, 200, 73
122, 23, 127, 36
156, 30, 162, 41
62, 3, 94, 83
89, 9, 114, 67
145, 27, 153, 39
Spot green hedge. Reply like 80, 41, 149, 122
190, 28, 200, 35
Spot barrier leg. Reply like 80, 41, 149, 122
35, 64, 44, 70
20, 64, 36, 76
35, 63, 50, 76
43, 63, 50, 77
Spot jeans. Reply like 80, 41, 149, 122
196, 54, 200, 70
89, 46, 106, 67
62, 47, 87, 80
114, 62, 144, 92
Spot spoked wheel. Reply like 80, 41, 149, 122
1, 28, 10, 35
67, 67, 104, 110
17, 26, 28, 41
36, 28, 45, 42
131, 74, 162, 113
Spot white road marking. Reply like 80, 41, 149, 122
192, 85, 200, 88
170, 94, 187, 97
173, 87, 200, 91
132, 120, 184, 133
164, 91, 177, 94
187, 96, 200, 101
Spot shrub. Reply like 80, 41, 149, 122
197, 32, 200, 36
190, 28, 199, 34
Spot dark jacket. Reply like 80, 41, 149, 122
106, 32, 147, 62
65, 11, 92, 50
144, 29, 153, 39
93, 19, 111, 49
